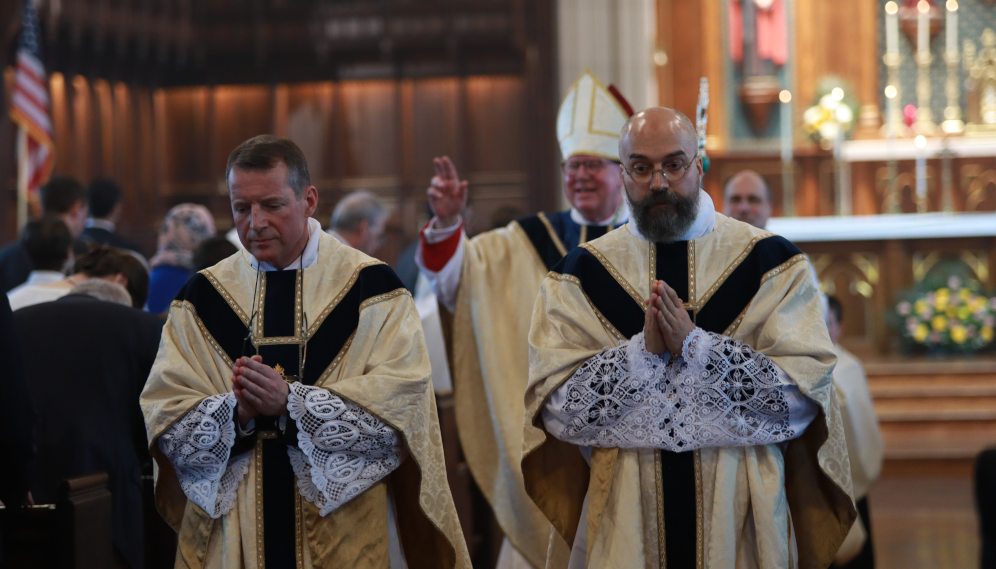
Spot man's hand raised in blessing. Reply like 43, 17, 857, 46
426, 156, 468, 229
232, 355, 290, 428
644, 280, 696, 357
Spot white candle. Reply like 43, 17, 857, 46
946, 0, 958, 55
918, 0, 930, 56
915, 135, 927, 203
886, 2, 900, 56
886, 85, 897, 139
779, 90, 793, 164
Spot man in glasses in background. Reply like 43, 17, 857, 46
414, 71, 632, 568
524, 107, 856, 568
141, 135, 471, 569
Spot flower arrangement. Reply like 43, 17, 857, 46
801, 77, 859, 150
894, 275, 996, 354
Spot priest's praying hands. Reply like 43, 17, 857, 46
426, 156, 469, 229
644, 279, 695, 356
232, 355, 289, 426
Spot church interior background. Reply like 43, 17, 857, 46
2, 0, 995, 567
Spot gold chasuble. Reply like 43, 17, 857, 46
142, 231, 470, 569
523, 215, 855, 569
451, 211, 619, 568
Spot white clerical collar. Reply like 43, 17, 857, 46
249, 217, 322, 271
85, 218, 116, 232
627, 189, 716, 242
569, 200, 631, 226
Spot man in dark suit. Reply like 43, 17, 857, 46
13, 292, 165, 569
0, 177, 89, 292
82, 178, 146, 258
0, 294, 33, 565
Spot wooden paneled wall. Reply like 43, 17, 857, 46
3, 74, 534, 264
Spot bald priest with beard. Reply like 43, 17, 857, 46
523, 108, 856, 568
141, 135, 470, 569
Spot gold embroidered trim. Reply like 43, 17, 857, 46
656, 450, 666, 569
538, 212, 569, 258
580, 242, 646, 310
649, 242, 657, 295
762, 254, 808, 284
315, 330, 357, 388
694, 449, 704, 569
359, 288, 411, 310
720, 254, 808, 338
548, 271, 626, 341
692, 232, 771, 310
687, 242, 697, 306
171, 300, 235, 368
579, 223, 588, 245
305, 261, 383, 338
253, 268, 304, 343
202, 270, 251, 326
295, 494, 304, 568
255, 432, 279, 569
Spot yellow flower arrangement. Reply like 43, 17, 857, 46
895, 284, 996, 353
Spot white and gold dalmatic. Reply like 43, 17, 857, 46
142, 225, 471, 569
417, 71, 631, 568
523, 208, 856, 568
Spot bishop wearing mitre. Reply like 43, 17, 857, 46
523, 108, 855, 568
416, 72, 632, 568
141, 135, 471, 569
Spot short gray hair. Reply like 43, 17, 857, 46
70, 279, 133, 307
330, 191, 387, 232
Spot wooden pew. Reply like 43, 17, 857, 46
0, 472, 113, 568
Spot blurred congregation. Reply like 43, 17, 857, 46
1, 0, 996, 568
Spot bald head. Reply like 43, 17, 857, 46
619, 107, 698, 162
722, 170, 772, 229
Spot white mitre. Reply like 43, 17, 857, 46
557, 71, 632, 161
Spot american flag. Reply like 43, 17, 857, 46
10, 0, 54, 196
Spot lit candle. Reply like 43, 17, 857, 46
886, 2, 900, 57
946, 0, 958, 55
779, 90, 793, 164
915, 135, 928, 205
918, 0, 930, 56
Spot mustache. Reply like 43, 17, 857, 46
632, 189, 688, 209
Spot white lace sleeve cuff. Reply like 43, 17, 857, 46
542, 332, 676, 449
286, 383, 403, 517
543, 328, 806, 452
675, 328, 796, 449
157, 393, 251, 518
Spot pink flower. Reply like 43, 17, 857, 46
906, 317, 919, 332
897, 301, 912, 316
948, 276, 962, 289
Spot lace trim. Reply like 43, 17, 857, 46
555, 329, 794, 451
158, 393, 250, 518
287, 383, 402, 517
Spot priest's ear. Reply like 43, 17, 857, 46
301, 185, 318, 218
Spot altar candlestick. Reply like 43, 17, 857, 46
915, 135, 927, 212
947, 0, 958, 55
886, 2, 899, 57
918, 0, 930, 56
779, 90, 792, 163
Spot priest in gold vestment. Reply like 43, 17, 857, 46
416, 72, 633, 568
524, 109, 855, 568
141, 135, 470, 569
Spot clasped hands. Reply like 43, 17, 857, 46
644, 280, 696, 357
232, 355, 289, 429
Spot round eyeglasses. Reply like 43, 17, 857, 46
623, 159, 694, 184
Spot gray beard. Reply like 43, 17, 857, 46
628, 189, 700, 243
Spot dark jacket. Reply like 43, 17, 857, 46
13, 295, 165, 569
82, 226, 147, 258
